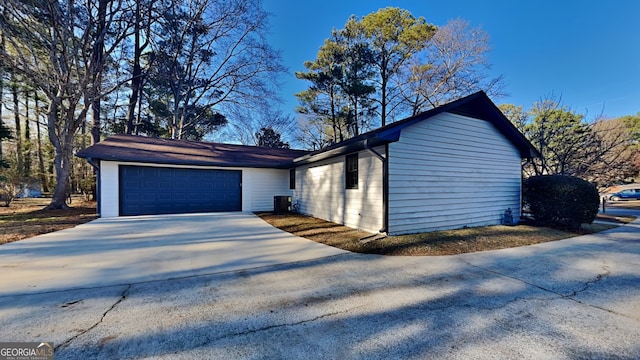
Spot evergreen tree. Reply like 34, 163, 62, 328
255, 127, 290, 149
360, 7, 436, 125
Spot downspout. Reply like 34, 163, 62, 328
86, 157, 101, 217
364, 139, 388, 234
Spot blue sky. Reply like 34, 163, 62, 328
262, 0, 639, 121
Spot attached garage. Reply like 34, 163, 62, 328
76, 135, 310, 218
119, 166, 242, 216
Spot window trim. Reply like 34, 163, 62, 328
289, 168, 296, 189
345, 153, 359, 190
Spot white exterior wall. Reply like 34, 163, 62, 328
99, 161, 120, 217
98, 161, 291, 217
293, 147, 384, 233
388, 112, 522, 235
242, 168, 292, 211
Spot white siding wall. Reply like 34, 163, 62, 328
99, 161, 120, 217
98, 161, 291, 217
293, 147, 384, 233
388, 112, 522, 235
243, 168, 292, 211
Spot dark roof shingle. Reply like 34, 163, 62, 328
76, 135, 310, 169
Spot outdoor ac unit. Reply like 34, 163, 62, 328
273, 196, 291, 214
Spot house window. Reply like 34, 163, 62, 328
345, 153, 358, 189
289, 168, 295, 189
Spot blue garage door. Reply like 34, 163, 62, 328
119, 165, 242, 216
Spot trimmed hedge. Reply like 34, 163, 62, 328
523, 175, 599, 231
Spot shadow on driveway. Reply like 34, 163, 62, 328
1, 215, 640, 359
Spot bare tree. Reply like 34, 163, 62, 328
125, 0, 154, 134
296, 115, 332, 151
586, 117, 640, 185
501, 94, 639, 183
146, 0, 285, 140
219, 107, 298, 146
0, 0, 130, 209
400, 19, 505, 115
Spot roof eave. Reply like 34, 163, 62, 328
293, 133, 397, 166
75, 153, 295, 169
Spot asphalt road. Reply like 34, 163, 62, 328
1, 212, 639, 359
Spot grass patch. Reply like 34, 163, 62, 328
257, 212, 373, 248
0, 197, 97, 245
257, 212, 619, 256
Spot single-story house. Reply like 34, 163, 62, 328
77, 91, 539, 235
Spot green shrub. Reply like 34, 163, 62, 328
523, 175, 600, 231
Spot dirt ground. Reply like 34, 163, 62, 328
257, 212, 621, 256
0, 196, 97, 244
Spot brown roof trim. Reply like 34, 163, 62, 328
76, 135, 310, 169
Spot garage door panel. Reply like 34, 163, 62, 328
157, 181, 173, 190
119, 166, 242, 216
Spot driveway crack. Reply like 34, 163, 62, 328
459, 259, 564, 297
55, 284, 132, 351
207, 307, 360, 344
459, 259, 635, 321
566, 265, 610, 297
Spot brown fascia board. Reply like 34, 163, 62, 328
76, 135, 310, 169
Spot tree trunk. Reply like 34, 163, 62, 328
34, 92, 49, 192
47, 142, 73, 209
24, 90, 32, 177
126, 1, 142, 135
90, 94, 101, 143
90, 0, 107, 144
88, 99, 99, 200
353, 96, 359, 136
44, 96, 71, 210
135, 94, 144, 135
91, 97, 101, 143
412, 94, 420, 116
11, 75, 23, 173
171, 96, 180, 139
127, 0, 153, 135
329, 88, 342, 143
380, 67, 387, 127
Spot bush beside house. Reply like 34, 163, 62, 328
523, 175, 600, 231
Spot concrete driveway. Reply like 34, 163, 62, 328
0, 212, 347, 295
1, 212, 640, 359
